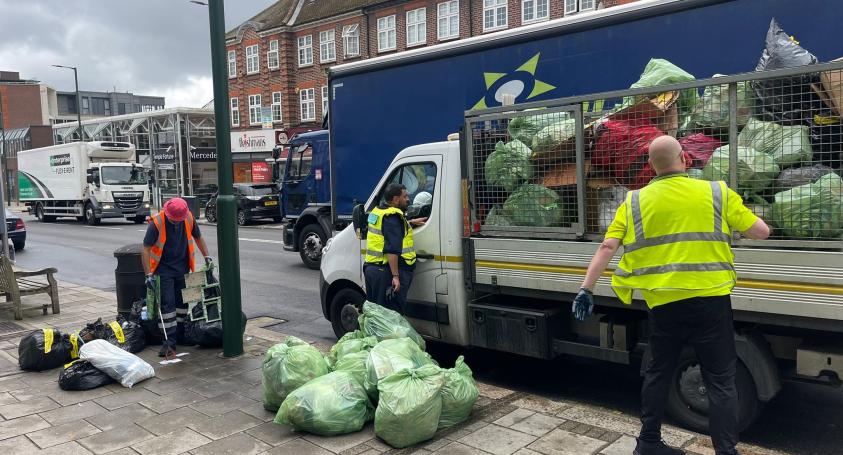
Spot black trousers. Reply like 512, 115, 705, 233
157, 276, 188, 348
640, 295, 738, 455
363, 263, 413, 313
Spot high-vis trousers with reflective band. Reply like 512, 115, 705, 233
640, 295, 738, 455
158, 276, 188, 349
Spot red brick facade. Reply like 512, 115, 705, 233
226, 0, 630, 134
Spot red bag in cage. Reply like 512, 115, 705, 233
594, 120, 671, 189
679, 134, 720, 169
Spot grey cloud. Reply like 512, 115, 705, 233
0, 0, 275, 106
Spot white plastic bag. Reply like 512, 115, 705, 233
80, 339, 154, 388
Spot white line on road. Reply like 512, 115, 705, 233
239, 237, 284, 244
84, 226, 123, 230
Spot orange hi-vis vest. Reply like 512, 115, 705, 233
148, 212, 196, 274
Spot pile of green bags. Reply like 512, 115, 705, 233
485, 140, 533, 192
687, 75, 754, 130
508, 112, 558, 144
270, 302, 479, 448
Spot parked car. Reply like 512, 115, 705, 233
6, 209, 26, 251
204, 183, 281, 225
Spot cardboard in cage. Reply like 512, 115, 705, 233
607, 91, 679, 137
812, 57, 843, 116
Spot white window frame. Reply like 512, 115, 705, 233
566, 0, 594, 14
298, 35, 313, 67
271, 92, 282, 123
342, 24, 360, 57
230, 97, 239, 127
564, 0, 577, 14
437, 1, 459, 41
248, 94, 262, 125
522, 0, 549, 23
245, 44, 259, 74
580, 0, 596, 12
267, 40, 279, 70
406, 8, 427, 48
377, 15, 396, 52
300, 89, 316, 122
321, 86, 329, 116
319, 30, 336, 63
227, 50, 236, 78
483, 0, 507, 31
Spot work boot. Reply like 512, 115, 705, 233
158, 343, 176, 360
633, 439, 684, 455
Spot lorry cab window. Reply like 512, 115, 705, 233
101, 166, 149, 185
289, 145, 313, 180
373, 162, 437, 215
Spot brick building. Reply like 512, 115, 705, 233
225, 0, 630, 137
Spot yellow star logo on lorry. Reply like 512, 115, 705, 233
472, 53, 556, 110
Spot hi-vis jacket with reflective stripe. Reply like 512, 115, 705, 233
611, 175, 737, 307
149, 212, 196, 274
365, 206, 416, 266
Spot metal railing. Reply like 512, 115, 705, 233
466, 62, 843, 249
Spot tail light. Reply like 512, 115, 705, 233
15, 219, 25, 230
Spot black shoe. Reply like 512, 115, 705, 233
633, 439, 684, 455
158, 344, 177, 359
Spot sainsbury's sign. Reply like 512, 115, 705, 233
231, 129, 280, 153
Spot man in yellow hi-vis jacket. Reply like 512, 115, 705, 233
573, 136, 770, 455
364, 183, 427, 312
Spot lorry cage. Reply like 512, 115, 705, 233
464, 61, 843, 250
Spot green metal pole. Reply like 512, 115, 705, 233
207, 0, 243, 357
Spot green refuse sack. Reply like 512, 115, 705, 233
701, 145, 780, 196
687, 75, 754, 130
627, 58, 698, 119
375, 363, 445, 448
502, 184, 563, 227
438, 355, 479, 429
738, 118, 812, 168
364, 337, 435, 398
531, 118, 577, 163
484, 140, 533, 192
771, 173, 843, 239
333, 350, 369, 389
358, 301, 425, 350
275, 371, 374, 436
508, 112, 558, 144
327, 330, 378, 367
261, 337, 330, 411
483, 206, 510, 227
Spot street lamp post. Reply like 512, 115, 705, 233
52, 65, 83, 142
198, 0, 243, 357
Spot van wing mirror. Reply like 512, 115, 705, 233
352, 203, 367, 240
86, 175, 94, 184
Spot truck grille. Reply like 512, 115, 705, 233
113, 192, 143, 211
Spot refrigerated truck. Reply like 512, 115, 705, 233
318, 0, 843, 433
18, 141, 151, 225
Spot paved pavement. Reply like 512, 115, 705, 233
0, 280, 788, 455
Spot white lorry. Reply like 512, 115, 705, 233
18, 141, 151, 225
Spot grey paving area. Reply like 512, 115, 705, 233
0, 280, 788, 455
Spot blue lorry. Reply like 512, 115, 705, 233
282, 0, 843, 269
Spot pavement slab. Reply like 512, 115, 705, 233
0, 396, 59, 419
459, 424, 538, 455
189, 432, 271, 455
245, 421, 299, 446
139, 389, 207, 414
27, 420, 102, 448
131, 427, 211, 455
136, 406, 210, 436
84, 404, 158, 432
189, 392, 257, 417
77, 423, 154, 455
94, 389, 160, 411
527, 428, 607, 455
263, 438, 334, 455
599, 435, 637, 455
40, 400, 108, 426
187, 409, 263, 440
303, 424, 375, 452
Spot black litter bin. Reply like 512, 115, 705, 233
182, 196, 200, 220
114, 243, 146, 319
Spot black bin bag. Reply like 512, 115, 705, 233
58, 359, 115, 391
18, 329, 74, 371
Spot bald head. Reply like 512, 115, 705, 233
648, 136, 685, 174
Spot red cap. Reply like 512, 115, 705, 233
163, 198, 189, 222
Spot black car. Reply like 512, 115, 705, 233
6, 209, 26, 251
205, 183, 281, 226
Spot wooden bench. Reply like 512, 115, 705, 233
0, 256, 59, 320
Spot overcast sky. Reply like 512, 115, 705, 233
0, 0, 276, 108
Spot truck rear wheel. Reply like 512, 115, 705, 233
35, 204, 56, 222
298, 224, 326, 270
84, 203, 100, 226
330, 287, 364, 339
665, 350, 761, 433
